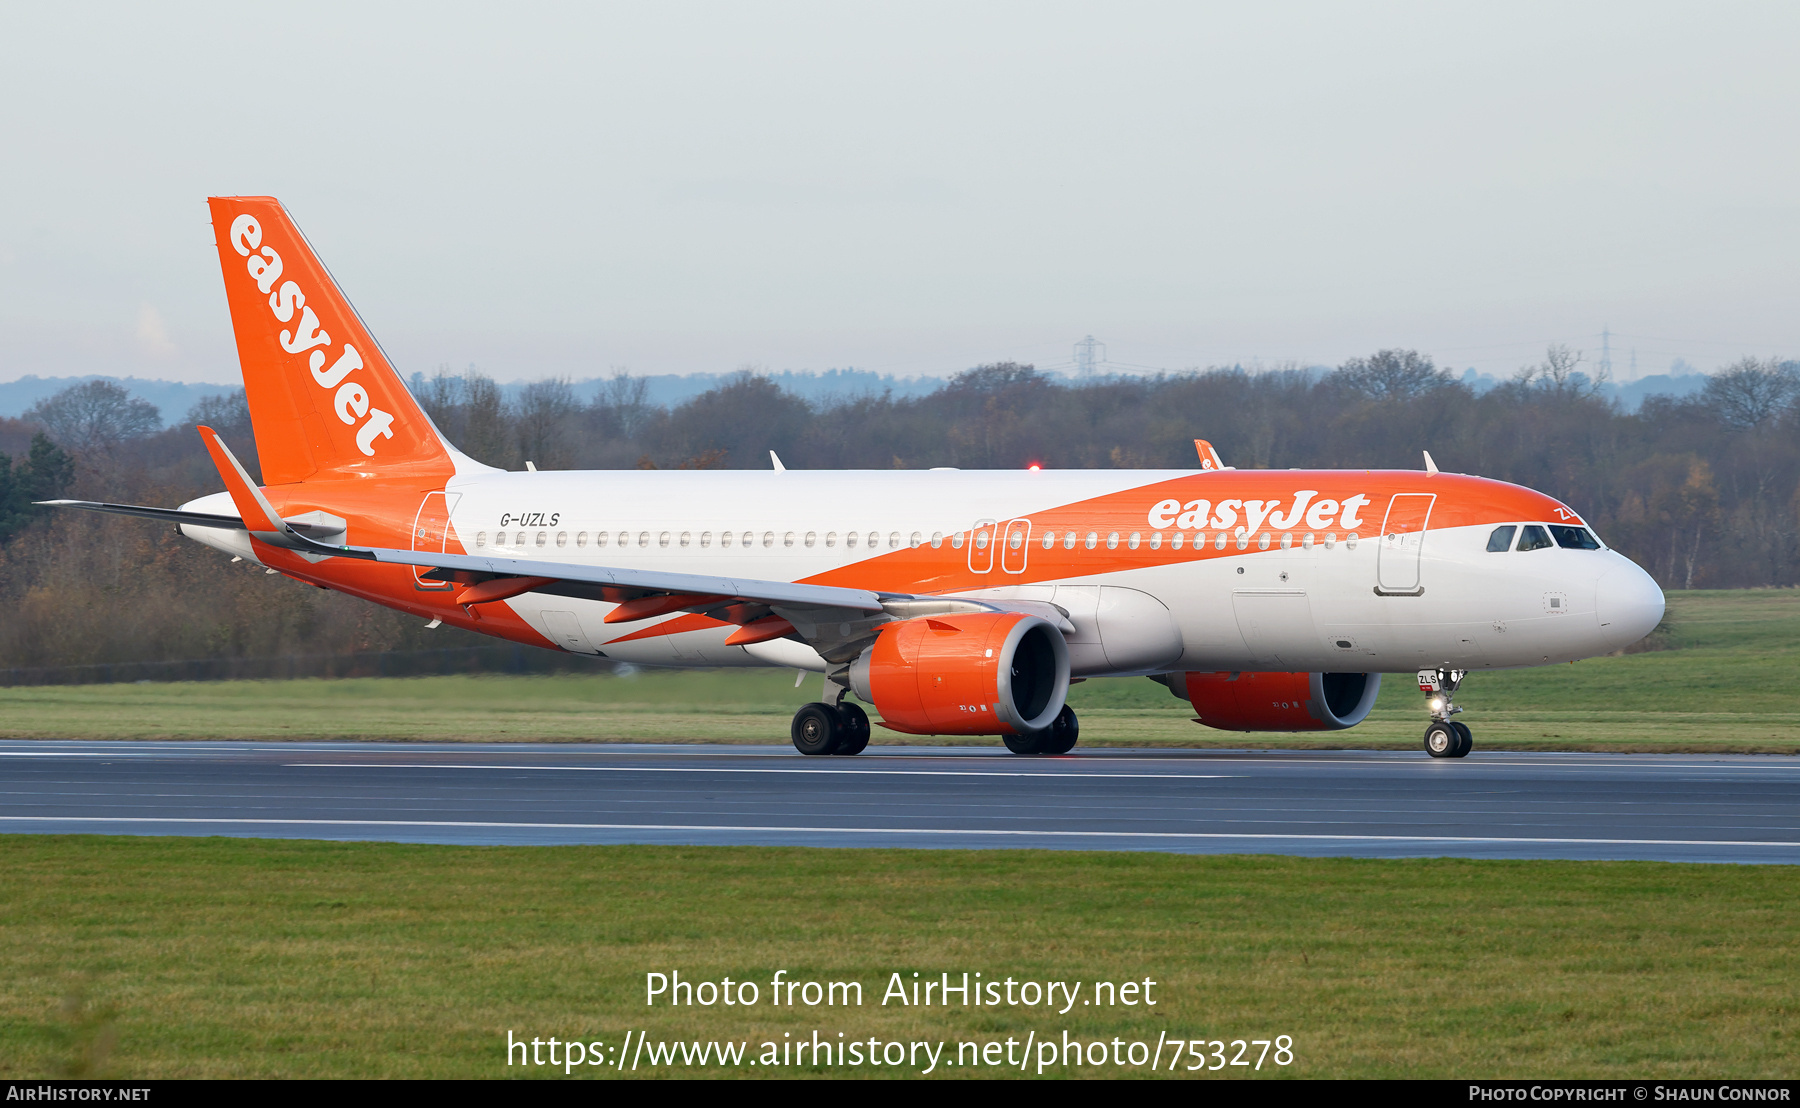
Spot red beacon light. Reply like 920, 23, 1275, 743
1028, 463, 1042, 471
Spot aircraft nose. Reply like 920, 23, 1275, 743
1596, 559, 1665, 650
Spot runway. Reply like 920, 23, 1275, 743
2, 740, 1799, 863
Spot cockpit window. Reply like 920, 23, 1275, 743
1551, 525, 1601, 550
1486, 525, 1517, 552
1516, 524, 1553, 552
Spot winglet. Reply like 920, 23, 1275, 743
197, 425, 285, 533
1423, 450, 1439, 476
1194, 439, 1226, 471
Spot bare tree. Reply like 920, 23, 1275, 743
1514, 344, 1608, 398
1700, 357, 1800, 431
26, 380, 160, 452
593, 370, 653, 439
418, 365, 512, 467
184, 390, 252, 438
514, 376, 579, 469
1329, 350, 1453, 401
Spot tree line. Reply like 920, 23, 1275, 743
0, 350, 1795, 671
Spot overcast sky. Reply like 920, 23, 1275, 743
1, 2, 1795, 386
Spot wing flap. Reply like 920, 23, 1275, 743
378, 546, 886, 615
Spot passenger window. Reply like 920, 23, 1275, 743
1517, 525, 1553, 552
1551, 525, 1601, 550
1486, 525, 1517, 553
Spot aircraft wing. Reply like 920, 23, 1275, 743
367, 545, 887, 615
361, 544, 1071, 659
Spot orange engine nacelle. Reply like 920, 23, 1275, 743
1164, 670, 1381, 732
849, 612, 1070, 736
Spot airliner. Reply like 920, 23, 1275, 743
47, 196, 1667, 758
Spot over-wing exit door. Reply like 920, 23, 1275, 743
1001, 519, 1031, 573
967, 519, 998, 573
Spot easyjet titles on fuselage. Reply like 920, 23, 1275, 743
1146, 491, 1372, 533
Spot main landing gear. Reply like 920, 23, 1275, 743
791, 700, 871, 756
792, 672, 871, 756
1418, 668, 1472, 758
1002, 705, 1080, 756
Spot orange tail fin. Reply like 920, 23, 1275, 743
207, 196, 454, 486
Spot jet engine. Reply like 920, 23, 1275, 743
850, 612, 1070, 735
1155, 670, 1381, 732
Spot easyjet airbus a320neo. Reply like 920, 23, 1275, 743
49, 197, 1667, 758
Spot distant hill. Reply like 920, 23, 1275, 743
1458, 369, 1709, 411
501, 369, 954, 408
0, 365, 1720, 422
0, 376, 239, 422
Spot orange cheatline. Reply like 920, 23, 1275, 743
454, 576, 558, 607
723, 617, 796, 647
604, 593, 727, 624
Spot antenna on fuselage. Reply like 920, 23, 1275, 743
770, 451, 787, 472
1423, 450, 1439, 476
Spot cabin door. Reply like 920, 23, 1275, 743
1376, 493, 1435, 594
411, 491, 461, 590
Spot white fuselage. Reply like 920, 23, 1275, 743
186, 466, 1660, 678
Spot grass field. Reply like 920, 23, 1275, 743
1, 836, 1796, 1079
3, 592, 1798, 1080
2, 590, 1795, 752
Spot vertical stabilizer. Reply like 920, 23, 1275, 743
206, 196, 454, 485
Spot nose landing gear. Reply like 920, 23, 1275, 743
1418, 668, 1472, 758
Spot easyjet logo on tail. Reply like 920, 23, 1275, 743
228, 214, 396, 457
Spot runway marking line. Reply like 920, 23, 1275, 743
281, 762, 1237, 780
6, 749, 1799, 774
1, 814, 1797, 849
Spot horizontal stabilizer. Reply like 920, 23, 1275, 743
37, 500, 247, 530
37, 499, 342, 538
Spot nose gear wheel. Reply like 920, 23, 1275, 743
1418, 668, 1474, 758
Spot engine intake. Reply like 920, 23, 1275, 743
850, 612, 1070, 735
1159, 670, 1381, 732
